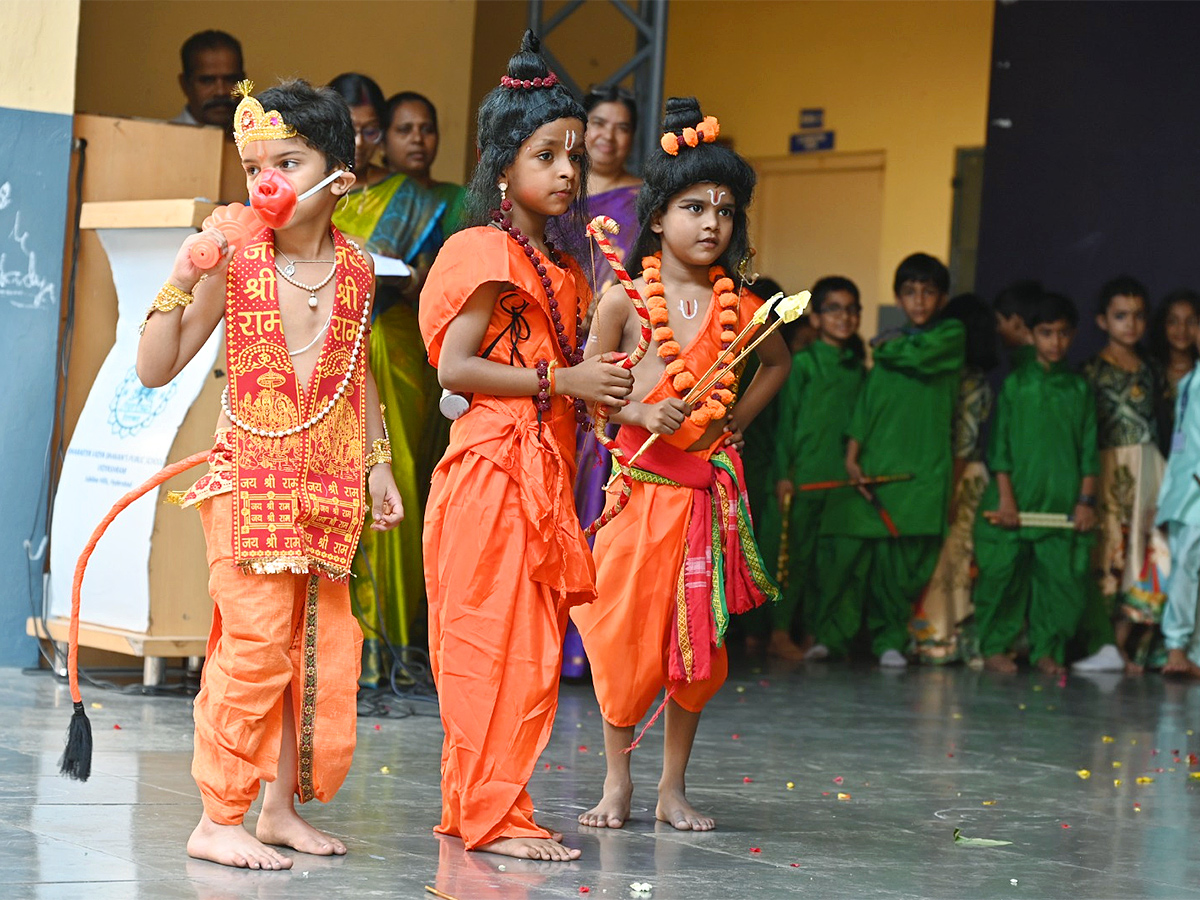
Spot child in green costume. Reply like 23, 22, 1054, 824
753, 277, 866, 659
808, 254, 965, 667
974, 292, 1098, 675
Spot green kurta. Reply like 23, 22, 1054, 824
820, 318, 966, 538
751, 341, 865, 634
973, 360, 1099, 664
979, 360, 1098, 522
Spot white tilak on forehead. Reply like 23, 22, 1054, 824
707, 188, 727, 205
565, 130, 578, 151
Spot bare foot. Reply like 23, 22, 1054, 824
1124, 660, 1144, 676
1034, 656, 1065, 676
1163, 648, 1200, 677
768, 630, 808, 661
656, 788, 715, 831
744, 634, 765, 655
188, 815, 293, 870
578, 778, 633, 828
256, 806, 347, 856
477, 836, 581, 861
983, 654, 1017, 674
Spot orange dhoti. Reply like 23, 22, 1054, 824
420, 226, 596, 848
192, 493, 363, 825
572, 455, 730, 726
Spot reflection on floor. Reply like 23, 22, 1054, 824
2, 659, 1199, 899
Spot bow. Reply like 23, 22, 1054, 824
582, 216, 652, 537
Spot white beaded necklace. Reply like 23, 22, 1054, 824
223, 242, 372, 438
275, 254, 338, 308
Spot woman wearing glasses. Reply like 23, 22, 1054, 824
329, 73, 450, 687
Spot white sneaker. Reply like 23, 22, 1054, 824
805, 643, 830, 661
1070, 644, 1124, 672
879, 649, 908, 668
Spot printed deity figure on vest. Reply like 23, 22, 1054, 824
137, 80, 403, 870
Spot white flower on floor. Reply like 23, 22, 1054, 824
630, 883, 652, 897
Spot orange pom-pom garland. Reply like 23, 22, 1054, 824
642, 251, 743, 427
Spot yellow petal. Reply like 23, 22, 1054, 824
1102, 735, 1115, 743
1136, 777, 1154, 784
1112, 761, 1122, 769
1076, 769, 1091, 780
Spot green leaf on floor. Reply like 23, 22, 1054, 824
953, 828, 1013, 848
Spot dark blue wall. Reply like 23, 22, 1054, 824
0, 106, 72, 666
976, 0, 1200, 362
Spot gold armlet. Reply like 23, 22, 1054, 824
139, 282, 195, 335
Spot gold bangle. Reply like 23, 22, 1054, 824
140, 282, 195, 334
364, 449, 392, 470
547, 360, 559, 396
154, 282, 194, 313
364, 437, 392, 471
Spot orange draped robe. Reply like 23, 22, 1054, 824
420, 227, 596, 848
572, 289, 765, 728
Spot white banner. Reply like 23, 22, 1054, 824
48, 228, 221, 631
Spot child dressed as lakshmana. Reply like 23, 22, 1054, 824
572, 96, 790, 832
137, 80, 402, 870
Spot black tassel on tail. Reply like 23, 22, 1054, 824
59, 700, 93, 781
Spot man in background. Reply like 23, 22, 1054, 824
172, 30, 245, 138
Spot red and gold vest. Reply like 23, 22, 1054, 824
223, 227, 373, 580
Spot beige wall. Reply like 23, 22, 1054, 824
0, 0, 80, 113
666, 0, 994, 308
75, 0, 477, 183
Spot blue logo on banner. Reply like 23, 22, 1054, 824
800, 108, 824, 129
108, 366, 176, 437
790, 131, 835, 154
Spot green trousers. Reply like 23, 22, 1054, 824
744, 492, 824, 636
811, 535, 941, 657
1075, 579, 1117, 654
972, 526, 1093, 665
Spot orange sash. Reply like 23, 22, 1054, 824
224, 227, 373, 580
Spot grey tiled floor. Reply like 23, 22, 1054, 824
2, 660, 1199, 899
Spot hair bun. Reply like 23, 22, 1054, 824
662, 96, 703, 133
508, 29, 551, 81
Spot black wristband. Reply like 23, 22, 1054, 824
1077, 493, 1096, 508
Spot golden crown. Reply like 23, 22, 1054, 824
232, 80, 297, 153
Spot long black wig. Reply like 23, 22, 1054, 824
464, 30, 590, 251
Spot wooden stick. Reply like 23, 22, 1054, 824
425, 886, 460, 900
797, 473, 914, 492
776, 491, 792, 587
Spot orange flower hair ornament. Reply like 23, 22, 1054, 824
659, 115, 721, 156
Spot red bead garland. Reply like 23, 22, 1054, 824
492, 209, 589, 426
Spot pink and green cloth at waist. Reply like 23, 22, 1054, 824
614, 426, 780, 684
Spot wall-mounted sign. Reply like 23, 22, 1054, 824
790, 130, 835, 153
800, 108, 824, 129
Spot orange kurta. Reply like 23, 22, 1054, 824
420, 226, 595, 849
572, 289, 764, 728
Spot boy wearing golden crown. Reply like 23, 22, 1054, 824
137, 80, 402, 870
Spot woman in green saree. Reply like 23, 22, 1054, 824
329, 75, 457, 686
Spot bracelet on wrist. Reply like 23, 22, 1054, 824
534, 359, 551, 413
547, 360, 559, 397
364, 438, 392, 472
1076, 493, 1096, 508
139, 281, 195, 335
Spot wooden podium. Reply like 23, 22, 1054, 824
29, 115, 245, 684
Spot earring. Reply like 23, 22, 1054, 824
736, 248, 759, 286
498, 181, 511, 211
